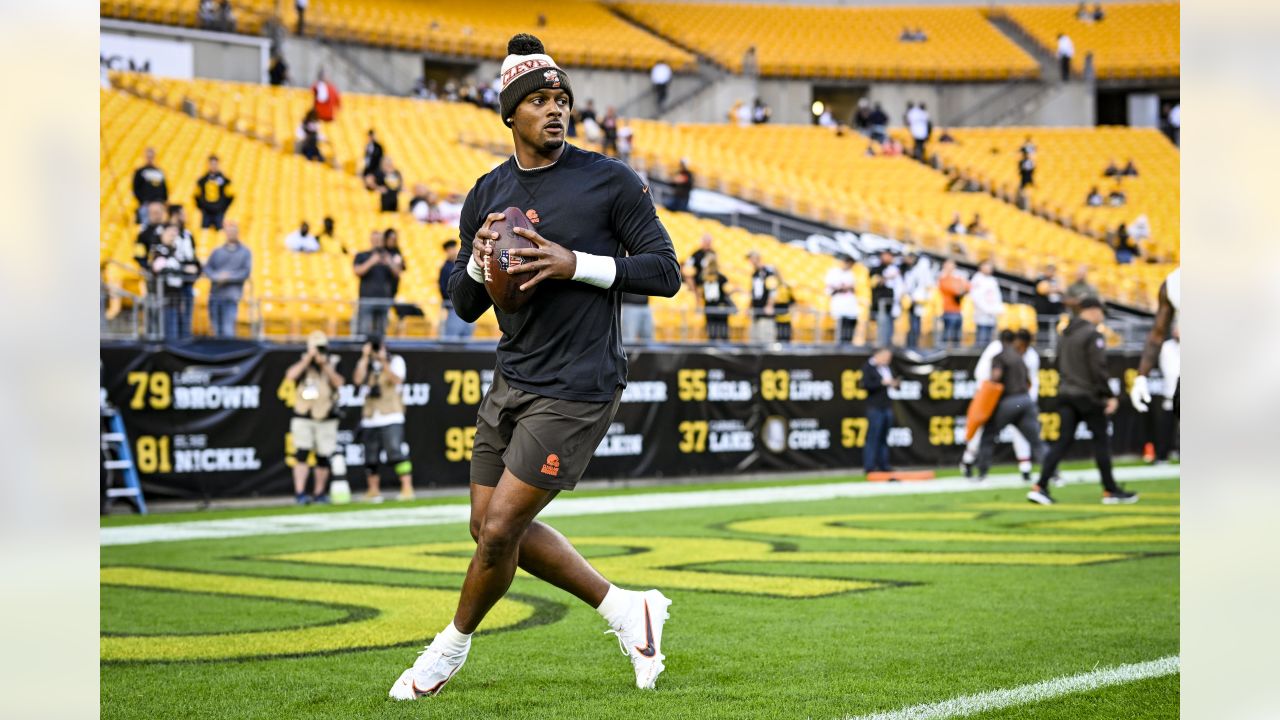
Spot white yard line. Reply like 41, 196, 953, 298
843, 655, 1179, 720
100, 465, 1179, 546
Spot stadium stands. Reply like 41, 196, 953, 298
103, 0, 694, 72
922, 126, 1180, 263
997, 2, 1179, 80
615, 3, 1039, 80
626, 121, 1168, 309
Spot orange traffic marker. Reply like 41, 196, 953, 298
866, 470, 936, 483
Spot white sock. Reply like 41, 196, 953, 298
596, 585, 636, 628
430, 622, 472, 656
1018, 459, 1032, 474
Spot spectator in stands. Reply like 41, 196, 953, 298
1121, 158, 1140, 177
860, 347, 899, 475
1034, 264, 1066, 338
367, 157, 403, 213
133, 202, 168, 273
409, 185, 443, 224
316, 215, 347, 255
601, 106, 619, 156
311, 69, 340, 121
899, 27, 915, 42
852, 98, 872, 134
937, 259, 968, 347
682, 233, 714, 297
1086, 186, 1104, 206
217, 0, 235, 31
1020, 135, 1037, 156
946, 213, 966, 235
168, 205, 200, 336
194, 155, 233, 230
669, 158, 694, 213
620, 292, 654, 344
825, 255, 861, 345
294, 0, 308, 35
870, 260, 903, 348
967, 213, 991, 238
938, 127, 956, 143
1129, 213, 1152, 242
742, 46, 759, 77
148, 224, 200, 340
970, 260, 1003, 347
868, 102, 889, 144
772, 269, 795, 343
1167, 102, 1180, 146
817, 107, 837, 129
354, 229, 401, 337
204, 221, 251, 338
906, 102, 931, 161
650, 60, 672, 109
269, 50, 289, 86
1018, 149, 1036, 190
1065, 264, 1098, 312
1103, 158, 1122, 177
902, 252, 934, 349
285, 221, 320, 253
700, 257, 736, 343
617, 122, 634, 167
383, 229, 407, 309
198, 0, 218, 28
131, 147, 168, 225
751, 97, 772, 124
362, 129, 384, 179
1057, 33, 1075, 82
747, 250, 778, 343
1108, 182, 1127, 207
1113, 224, 1140, 264
297, 109, 325, 162
1092, 3, 1105, 21
1075, 1, 1089, 20
439, 240, 473, 340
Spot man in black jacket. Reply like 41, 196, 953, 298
860, 347, 898, 475
1030, 297, 1138, 505
388, 34, 682, 701
131, 147, 168, 224
362, 128, 384, 178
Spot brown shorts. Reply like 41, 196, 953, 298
471, 373, 622, 491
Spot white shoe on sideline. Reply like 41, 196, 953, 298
605, 589, 672, 689
388, 644, 468, 700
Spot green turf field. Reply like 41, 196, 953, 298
101, 469, 1179, 719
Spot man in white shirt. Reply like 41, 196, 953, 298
1057, 33, 1075, 81
962, 329, 1041, 481
650, 60, 672, 109
970, 260, 1004, 347
285, 221, 320, 253
825, 255, 861, 344
906, 102, 931, 161
901, 252, 935, 349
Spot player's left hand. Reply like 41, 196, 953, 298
507, 226, 577, 292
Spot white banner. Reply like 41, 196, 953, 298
100, 32, 194, 79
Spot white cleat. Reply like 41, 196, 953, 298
605, 589, 672, 690
388, 644, 468, 701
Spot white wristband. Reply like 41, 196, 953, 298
571, 251, 617, 289
467, 254, 485, 283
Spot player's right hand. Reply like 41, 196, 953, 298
1129, 374, 1151, 413
471, 212, 505, 267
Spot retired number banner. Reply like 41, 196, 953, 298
100, 342, 1165, 500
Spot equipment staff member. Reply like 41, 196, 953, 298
1030, 298, 1138, 506
285, 331, 344, 504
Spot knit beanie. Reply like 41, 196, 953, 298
499, 34, 573, 127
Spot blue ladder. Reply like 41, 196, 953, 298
102, 409, 147, 514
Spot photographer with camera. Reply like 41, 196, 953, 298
353, 229, 402, 337
352, 335, 415, 502
285, 331, 345, 504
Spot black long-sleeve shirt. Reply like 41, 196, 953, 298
132, 164, 168, 208
1057, 316, 1115, 403
449, 143, 681, 401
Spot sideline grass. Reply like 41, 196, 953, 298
101, 472, 1178, 720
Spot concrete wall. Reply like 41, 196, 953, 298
101, 19, 267, 84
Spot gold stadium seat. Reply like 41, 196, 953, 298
615, 3, 1039, 81
999, 3, 1179, 80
